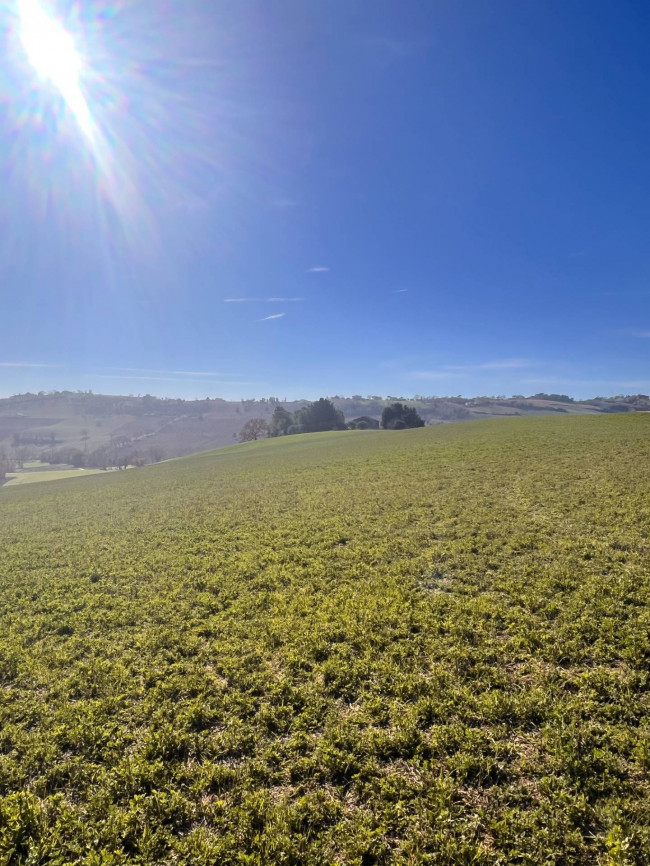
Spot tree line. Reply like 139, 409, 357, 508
239, 399, 424, 441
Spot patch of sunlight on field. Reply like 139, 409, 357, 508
4, 468, 110, 486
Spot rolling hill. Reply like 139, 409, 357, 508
2, 414, 650, 862
1, 389, 648, 472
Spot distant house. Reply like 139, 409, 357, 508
348, 416, 380, 430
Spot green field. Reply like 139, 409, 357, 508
1, 415, 650, 864
4, 468, 111, 486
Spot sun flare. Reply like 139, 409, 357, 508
17, 0, 93, 138
9, 0, 216, 251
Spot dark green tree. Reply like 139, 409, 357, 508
268, 405, 294, 437
381, 403, 425, 430
294, 398, 346, 433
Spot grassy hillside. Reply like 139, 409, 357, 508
2, 390, 644, 474
3, 467, 110, 486
1, 416, 650, 863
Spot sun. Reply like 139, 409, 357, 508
19, 0, 81, 87
17, 0, 93, 139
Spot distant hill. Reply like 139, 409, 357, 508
1, 390, 648, 469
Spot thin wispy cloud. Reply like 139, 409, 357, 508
92, 374, 257, 385
601, 292, 650, 298
224, 298, 303, 303
447, 359, 533, 372
173, 192, 211, 216
621, 329, 650, 338
409, 359, 535, 379
521, 377, 634, 390
364, 35, 429, 65
0, 362, 59, 368
271, 199, 298, 209
410, 370, 459, 380
308, 267, 329, 273
619, 380, 650, 389
392, 289, 408, 294
113, 368, 242, 378
260, 313, 286, 321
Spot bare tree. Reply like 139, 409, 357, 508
13, 446, 30, 469
0, 448, 14, 483
239, 418, 269, 442
147, 446, 166, 464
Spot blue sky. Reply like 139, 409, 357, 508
1, 0, 649, 400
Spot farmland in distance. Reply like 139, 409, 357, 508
1, 414, 650, 863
